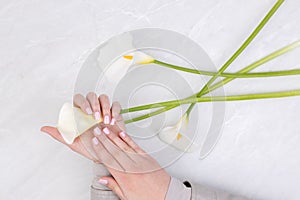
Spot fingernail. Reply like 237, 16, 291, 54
86, 107, 93, 115
94, 112, 101, 120
103, 127, 110, 135
120, 131, 126, 138
94, 127, 101, 136
99, 179, 108, 185
92, 137, 99, 145
110, 118, 115, 125
104, 115, 110, 124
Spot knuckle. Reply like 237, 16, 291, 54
83, 101, 90, 108
112, 101, 120, 107
99, 94, 109, 100
102, 106, 111, 113
109, 183, 116, 191
87, 92, 97, 99
74, 93, 83, 100
109, 135, 117, 142
130, 142, 139, 150
123, 146, 131, 152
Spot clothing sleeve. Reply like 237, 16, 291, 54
90, 163, 119, 200
165, 177, 192, 200
165, 177, 250, 200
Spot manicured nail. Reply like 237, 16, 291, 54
92, 137, 99, 145
99, 179, 108, 185
104, 115, 110, 124
94, 127, 101, 136
120, 131, 126, 138
94, 112, 101, 120
86, 107, 93, 115
110, 118, 115, 125
103, 127, 110, 135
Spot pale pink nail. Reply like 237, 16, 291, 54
94, 112, 101, 120
120, 131, 126, 138
110, 118, 115, 125
92, 137, 99, 145
99, 179, 108, 185
94, 127, 101, 136
103, 127, 110, 135
86, 107, 93, 115
104, 115, 110, 124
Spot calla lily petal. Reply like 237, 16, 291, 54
100, 51, 154, 97
103, 55, 134, 83
57, 102, 102, 144
158, 113, 199, 152
123, 51, 154, 65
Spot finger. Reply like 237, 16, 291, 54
99, 126, 135, 154
111, 101, 125, 127
41, 126, 67, 145
86, 92, 101, 120
93, 127, 132, 169
98, 177, 125, 200
119, 131, 145, 154
41, 126, 96, 161
91, 136, 123, 171
99, 94, 111, 124
73, 94, 93, 115
111, 101, 122, 120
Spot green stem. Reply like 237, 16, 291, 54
123, 90, 300, 119
187, 0, 285, 115
123, 40, 299, 122
153, 60, 300, 78
124, 0, 286, 124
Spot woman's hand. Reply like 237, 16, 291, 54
42, 93, 171, 199
41, 93, 125, 162
91, 125, 171, 200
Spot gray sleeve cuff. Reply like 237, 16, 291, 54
91, 186, 119, 200
165, 177, 192, 200
91, 163, 119, 200
190, 182, 250, 200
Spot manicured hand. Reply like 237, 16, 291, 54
91, 126, 171, 200
41, 93, 125, 162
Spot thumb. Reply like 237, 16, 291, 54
99, 176, 125, 200
40, 126, 67, 145
41, 126, 98, 161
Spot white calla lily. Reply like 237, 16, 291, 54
57, 51, 153, 144
98, 51, 154, 97
123, 51, 154, 65
57, 102, 102, 144
158, 113, 199, 152
103, 51, 154, 83
103, 55, 134, 84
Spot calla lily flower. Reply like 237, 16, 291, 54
57, 51, 153, 144
99, 51, 154, 97
102, 54, 134, 84
123, 51, 154, 65
158, 113, 199, 152
57, 102, 102, 144
105, 51, 154, 82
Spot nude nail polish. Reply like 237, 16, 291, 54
94, 127, 101, 136
94, 112, 101, 120
103, 127, 110, 135
99, 179, 108, 185
86, 107, 93, 115
104, 115, 110, 124
110, 118, 115, 125
120, 131, 126, 138
92, 137, 99, 145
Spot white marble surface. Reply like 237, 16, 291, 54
1, 0, 300, 199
